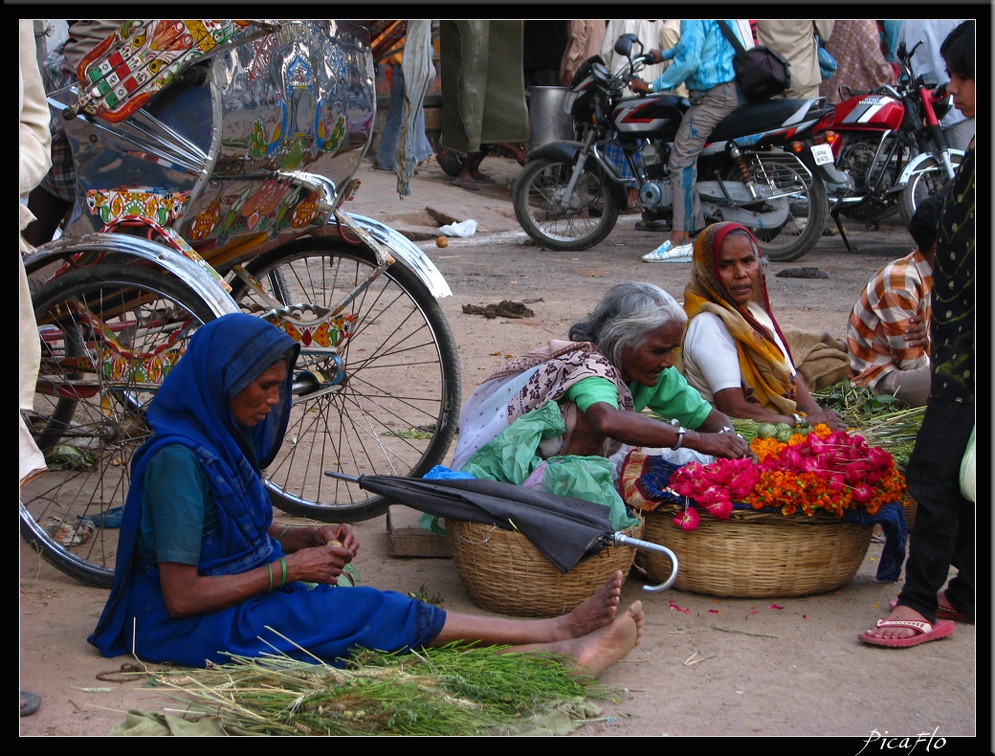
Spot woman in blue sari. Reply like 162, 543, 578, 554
89, 313, 643, 675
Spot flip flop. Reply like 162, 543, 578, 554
20, 690, 41, 717
858, 618, 955, 648
889, 598, 973, 623
451, 177, 479, 191
472, 172, 495, 184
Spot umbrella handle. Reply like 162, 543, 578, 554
611, 532, 679, 593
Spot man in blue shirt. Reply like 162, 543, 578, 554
630, 20, 745, 262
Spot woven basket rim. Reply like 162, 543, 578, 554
647, 502, 866, 526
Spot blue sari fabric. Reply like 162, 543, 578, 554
89, 313, 445, 667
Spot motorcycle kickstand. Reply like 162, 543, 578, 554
829, 203, 853, 252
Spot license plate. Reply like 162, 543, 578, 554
811, 144, 834, 166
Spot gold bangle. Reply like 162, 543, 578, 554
267, 562, 274, 593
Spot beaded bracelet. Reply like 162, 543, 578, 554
267, 561, 274, 593
278, 556, 288, 588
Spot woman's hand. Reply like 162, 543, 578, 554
314, 524, 359, 557
687, 429, 755, 460
804, 408, 846, 432
275, 524, 359, 557
284, 543, 354, 585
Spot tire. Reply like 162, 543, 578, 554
898, 152, 962, 227
751, 155, 829, 262
21, 264, 216, 588
513, 157, 619, 251
229, 238, 461, 522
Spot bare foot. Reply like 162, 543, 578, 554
862, 604, 930, 642
558, 570, 623, 639
567, 601, 643, 677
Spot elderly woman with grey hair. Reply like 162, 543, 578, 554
452, 282, 751, 474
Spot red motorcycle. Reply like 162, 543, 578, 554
814, 40, 962, 235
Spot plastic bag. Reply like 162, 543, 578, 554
460, 402, 640, 531
816, 35, 838, 80
959, 425, 975, 503
439, 219, 478, 237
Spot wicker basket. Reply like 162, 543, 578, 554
447, 519, 642, 617
637, 505, 873, 598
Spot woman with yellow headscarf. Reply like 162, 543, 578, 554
677, 221, 845, 431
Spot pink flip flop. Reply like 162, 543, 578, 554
858, 618, 955, 648
888, 598, 973, 623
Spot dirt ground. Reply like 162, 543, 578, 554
19, 156, 980, 739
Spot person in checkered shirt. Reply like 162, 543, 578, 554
845, 194, 942, 407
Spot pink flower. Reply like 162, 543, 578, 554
673, 506, 700, 531
704, 498, 734, 519
851, 483, 874, 504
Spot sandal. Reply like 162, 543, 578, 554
888, 597, 973, 623
450, 176, 480, 191
858, 618, 955, 648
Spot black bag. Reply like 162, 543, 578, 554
719, 21, 790, 101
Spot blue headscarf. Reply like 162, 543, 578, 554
89, 314, 300, 655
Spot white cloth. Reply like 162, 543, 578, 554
602, 20, 688, 96
451, 369, 535, 469
20, 19, 52, 485
682, 306, 793, 404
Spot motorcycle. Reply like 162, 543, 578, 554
513, 33, 850, 262
814, 39, 963, 232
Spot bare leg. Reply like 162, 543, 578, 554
431, 570, 623, 646
428, 572, 641, 677
504, 601, 644, 677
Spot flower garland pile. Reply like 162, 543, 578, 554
667, 424, 907, 531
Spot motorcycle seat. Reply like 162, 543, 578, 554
710, 99, 815, 142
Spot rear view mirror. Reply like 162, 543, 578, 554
614, 33, 638, 58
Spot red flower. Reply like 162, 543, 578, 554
674, 506, 700, 531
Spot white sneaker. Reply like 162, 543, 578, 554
641, 240, 694, 262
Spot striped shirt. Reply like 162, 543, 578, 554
847, 249, 933, 388
652, 20, 740, 94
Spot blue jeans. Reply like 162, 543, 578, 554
376, 64, 434, 170
669, 80, 743, 234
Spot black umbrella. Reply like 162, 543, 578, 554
326, 472, 679, 592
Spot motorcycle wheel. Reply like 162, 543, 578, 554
227, 237, 461, 522
21, 264, 216, 588
898, 152, 963, 227
513, 157, 619, 251
752, 158, 829, 263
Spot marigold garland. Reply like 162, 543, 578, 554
666, 424, 906, 530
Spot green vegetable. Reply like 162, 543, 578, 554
756, 422, 778, 439
774, 423, 794, 443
